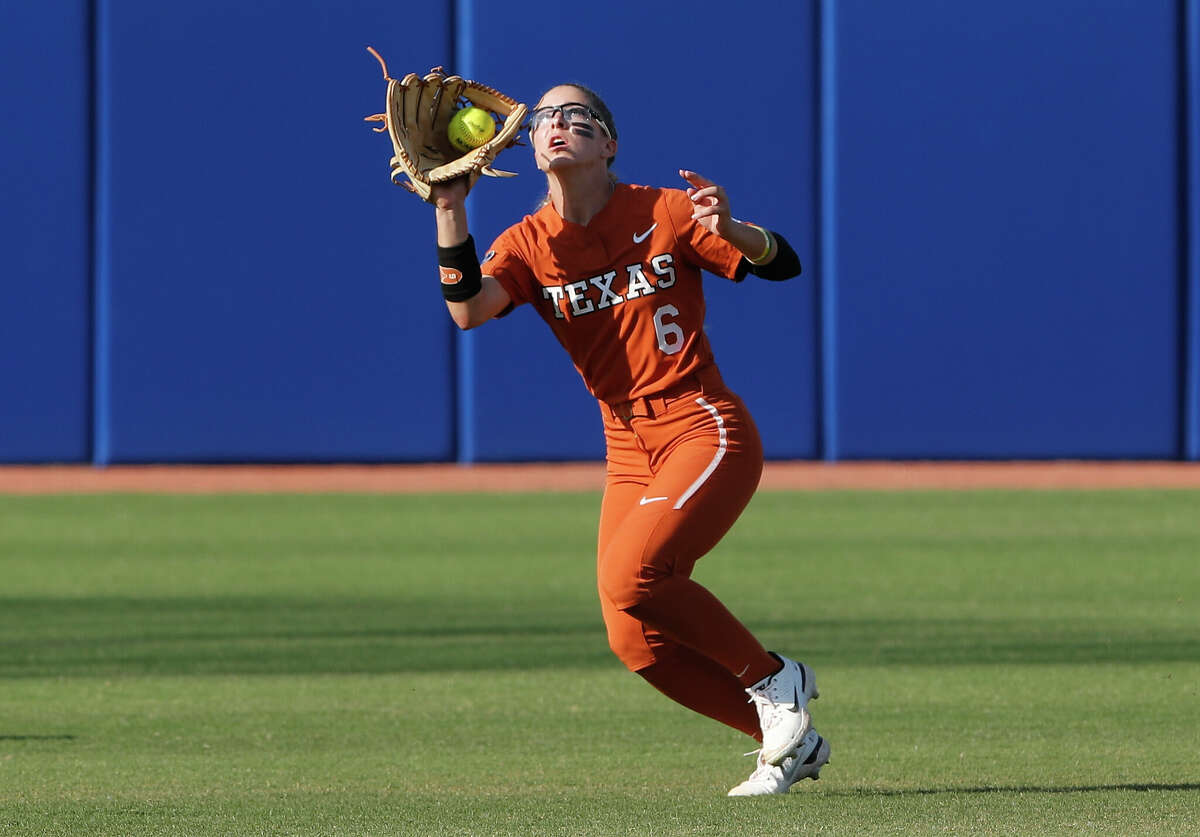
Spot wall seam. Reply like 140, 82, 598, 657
453, 0, 476, 464
1185, 0, 1200, 460
90, 0, 111, 465
819, 0, 839, 462
82, 0, 96, 464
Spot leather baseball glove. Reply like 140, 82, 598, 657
364, 48, 528, 201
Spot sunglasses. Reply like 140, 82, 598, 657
528, 102, 612, 139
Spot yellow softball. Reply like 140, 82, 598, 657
448, 107, 496, 152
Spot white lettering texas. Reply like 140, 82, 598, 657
542, 254, 677, 320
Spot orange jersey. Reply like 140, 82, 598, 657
483, 183, 745, 404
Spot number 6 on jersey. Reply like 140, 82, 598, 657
654, 304, 684, 355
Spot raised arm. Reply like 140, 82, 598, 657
679, 169, 802, 280
431, 180, 513, 330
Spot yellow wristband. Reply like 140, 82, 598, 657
746, 224, 773, 264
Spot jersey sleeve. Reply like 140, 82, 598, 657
663, 189, 746, 281
481, 224, 537, 307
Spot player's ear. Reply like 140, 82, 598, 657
602, 137, 617, 161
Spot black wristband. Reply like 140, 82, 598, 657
745, 231, 802, 282
438, 235, 484, 302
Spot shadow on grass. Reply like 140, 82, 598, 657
833, 782, 1200, 797
0, 734, 76, 741
2, 595, 1198, 678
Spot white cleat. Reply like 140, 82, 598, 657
727, 729, 831, 796
746, 654, 819, 765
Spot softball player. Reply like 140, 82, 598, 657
429, 83, 826, 796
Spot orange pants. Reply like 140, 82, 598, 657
596, 366, 777, 739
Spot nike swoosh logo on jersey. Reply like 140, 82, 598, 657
632, 223, 658, 244
639, 496, 669, 505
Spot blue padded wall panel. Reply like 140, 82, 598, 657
4, 1, 1189, 466
97, 1, 455, 462
832, 1, 1181, 458
0, 3, 91, 462
464, 0, 819, 462
1186, 0, 1200, 460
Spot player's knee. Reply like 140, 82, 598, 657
598, 571, 657, 613
605, 629, 649, 672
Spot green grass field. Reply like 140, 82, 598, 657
1, 489, 1198, 835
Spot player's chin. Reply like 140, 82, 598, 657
541, 153, 579, 171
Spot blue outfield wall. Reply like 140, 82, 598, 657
463, 0, 820, 462
93, 0, 457, 463
830, 0, 1183, 459
1186, 0, 1200, 460
0, 1, 1196, 463
0, 2, 92, 462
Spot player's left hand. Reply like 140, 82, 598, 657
680, 169, 734, 238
